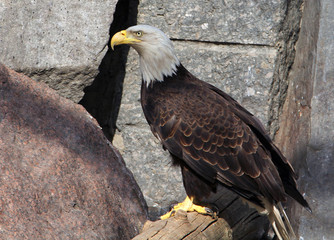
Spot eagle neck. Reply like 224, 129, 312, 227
138, 46, 180, 87
142, 63, 188, 89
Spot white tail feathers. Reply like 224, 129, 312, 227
245, 198, 297, 240
268, 203, 296, 240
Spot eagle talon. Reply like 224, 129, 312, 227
203, 206, 219, 219
207, 208, 219, 219
160, 196, 209, 220
160, 210, 173, 220
204, 207, 215, 218
205, 207, 213, 215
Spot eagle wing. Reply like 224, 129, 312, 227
149, 81, 288, 204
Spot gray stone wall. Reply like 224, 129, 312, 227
272, 0, 334, 239
0, 0, 117, 102
137, 0, 284, 45
274, 0, 334, 239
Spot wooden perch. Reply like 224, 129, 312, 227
132, 189, 272, 239
132, 210, 232, 240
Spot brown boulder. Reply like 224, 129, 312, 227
0, 63, 148, 239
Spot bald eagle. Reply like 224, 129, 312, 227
111, 25, 310, 240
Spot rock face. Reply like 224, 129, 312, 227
275, 0, 334, 239
114, 0, 287, 219
0, 64, 147, 239
79, 0, 139, 140
0, 0, 118, 102
138, 0, 284, 45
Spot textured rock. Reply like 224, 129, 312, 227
138, 0, 285, 45
298, 0, 334, 238
268, 0, 304, 137
115, 34, 277, 218
0, 64, 147, 239
0, 0, 118, 102
79, 0, 139, 140
274, 0, 334, 239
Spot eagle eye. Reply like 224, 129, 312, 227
135, 31, 143, 37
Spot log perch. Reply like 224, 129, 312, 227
132, 189, 272, 240
132, 210, 232, 240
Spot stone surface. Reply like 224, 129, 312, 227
138, 0, 285, 45
0, 64, 148, 239
79, 0, 139, 140
296, 0, 334, 238
268, 0, 304, 137
0, 0, 118, 102
274, 0, 334, 239
115, 35, 277, 218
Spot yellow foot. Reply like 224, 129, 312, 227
160, 196, 212, 220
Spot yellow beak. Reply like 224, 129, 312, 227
110, 30, 141, 50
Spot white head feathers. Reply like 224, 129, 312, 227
125, 25, 180, 86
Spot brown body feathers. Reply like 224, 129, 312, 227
141, 64, 310, 212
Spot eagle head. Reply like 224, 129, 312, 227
111, 25, 180, 86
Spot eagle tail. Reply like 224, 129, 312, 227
268, 203, 296, 240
